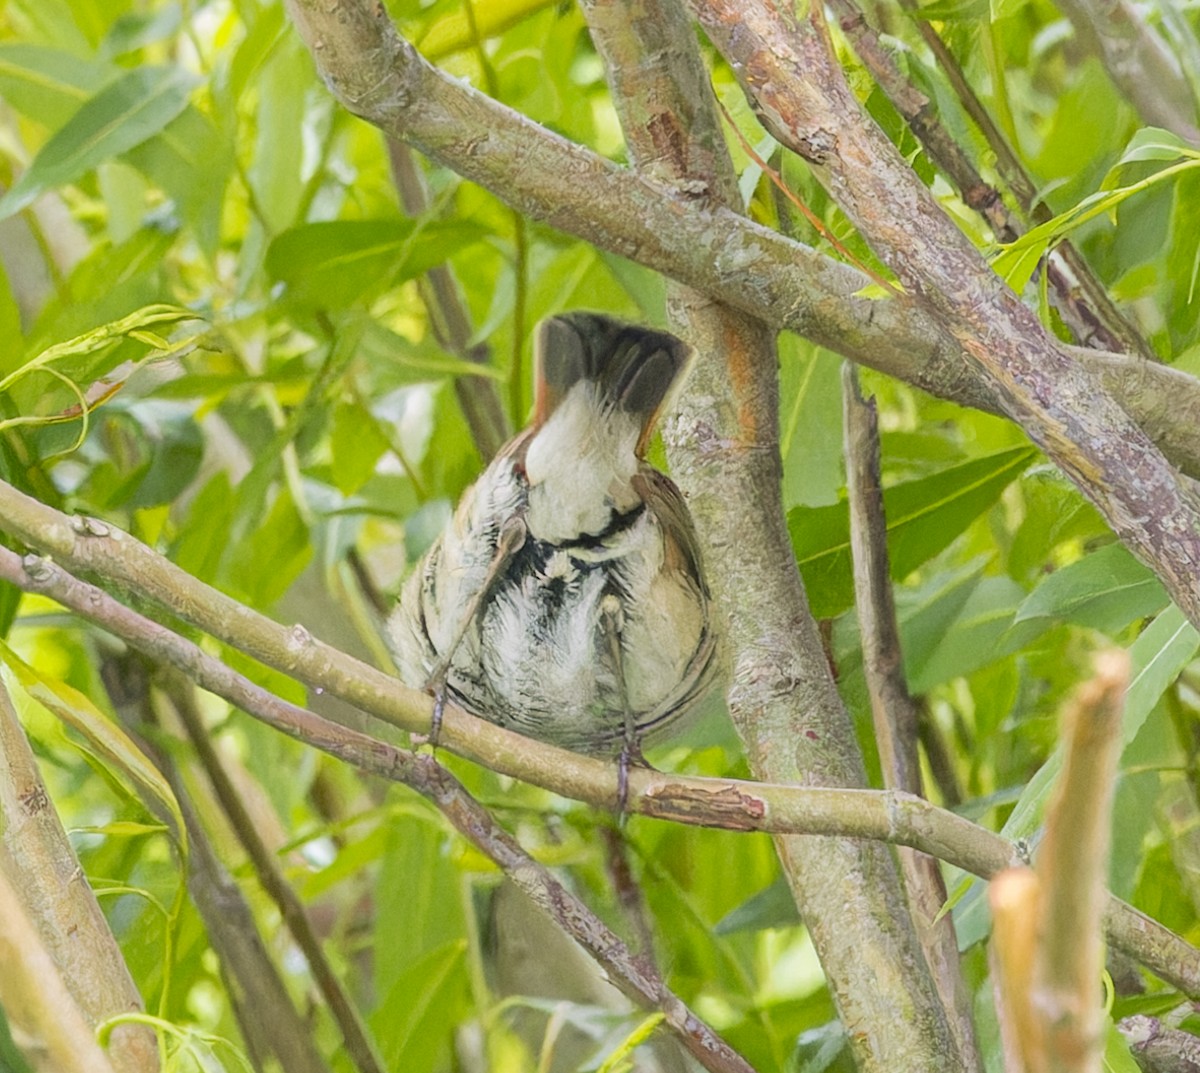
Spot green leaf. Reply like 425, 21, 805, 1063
0, 259, 22, 352
265, 220, 485, 310
780, 341, 843, 508
1002, 603, 1199, 842
1014, 542, 1168, 633
598, 1013, 666, 1073
124, 105, 232, 257
418, 0, 557, 58
714, 876, 799, 934
0, 65, 199, 221
330, 400, 391, 495
371, 940, 469, 1071
356, 317, 505, 384
1116, 126, 1195, 165
374, 812, 467, 995
0, 639, 187, 854
901, 568, 1038, 692
0, 44, 112, 127
788, 445, 1037, 618
1102, 1016, 1141, 1073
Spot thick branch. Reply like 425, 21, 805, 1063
0, 490, 1196, 998
1120, 1015, 1200, 1073
277, 0, 1200, 482
829, 0, 1154, 359
689, 0, 1200, 631
0, 867, 118, 1073
0, 677, 156, 1073
582, 1, 966, 1068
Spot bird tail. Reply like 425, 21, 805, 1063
532, 312, 693, 454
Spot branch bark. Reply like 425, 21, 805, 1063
842, 365, 978, 1068
688, 0, 1200, 632
0, 867, 119, 1073
579, 1, 962, 1068
0, 677, 156, 1073
276, 0, 1200, 485
0, 517, 1195, 1000
1052, 0, 1200, 144
828, 0, 1155, 359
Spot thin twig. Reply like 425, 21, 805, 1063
842, 364, 979, 1067
386, 141, 510, 460
0, 511, 1196, 998
1119, 1015, 1200, 1073
167, 682, 389, 1073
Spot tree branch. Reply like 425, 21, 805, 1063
1119, 1015, 1200, 1073
842, 364, 979, 1068
0, 676, 156, 1073
0, 866, 119, 1073
580, 0, 968, 1067
277, 0, 1200, 483
688, 0, 1200, 632
1052, 0, 1200, 144
0, 523, 1196, 999
829, 0, 1155, 359
1036, 651, 1128, 1072
165, 681, 388, 1073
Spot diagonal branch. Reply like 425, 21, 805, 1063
829, 0, 1155, 359
1053, 0, 1200, 144
688, 0, 1200, 631
276, 0, 1200, 483
0, 492, 1197, 999
580, 0, 965, 1068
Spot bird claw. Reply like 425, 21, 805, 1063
415, 668, 448, 752
615, 738, 651, 817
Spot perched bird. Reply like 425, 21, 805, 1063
389, 311, 717, 764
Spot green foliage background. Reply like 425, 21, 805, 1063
0, 0, 1199, 1070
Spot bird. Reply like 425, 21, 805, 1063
388, 311, 718, 770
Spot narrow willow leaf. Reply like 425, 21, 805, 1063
1015, 542, 1168, 633
265, 219, 485, 309
371, 940, 468, 1070
788, 445, 1036, 618
1003, 603, 1198, 842
0, 640, 186, 853
598, 1014, 666, 1073
418, 0, 556, 58
0, 66, 199, 221
0, 44, 112, 127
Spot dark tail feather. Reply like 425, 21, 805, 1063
533, 312, 693, 432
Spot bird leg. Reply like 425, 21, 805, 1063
423, 513, 527, 747
600, 593, 644, 814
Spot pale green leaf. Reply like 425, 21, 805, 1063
0, 66, 199, 221
789, 445, 1037, 618
0, 640, 187, 853
1014, 542, 1167, 632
